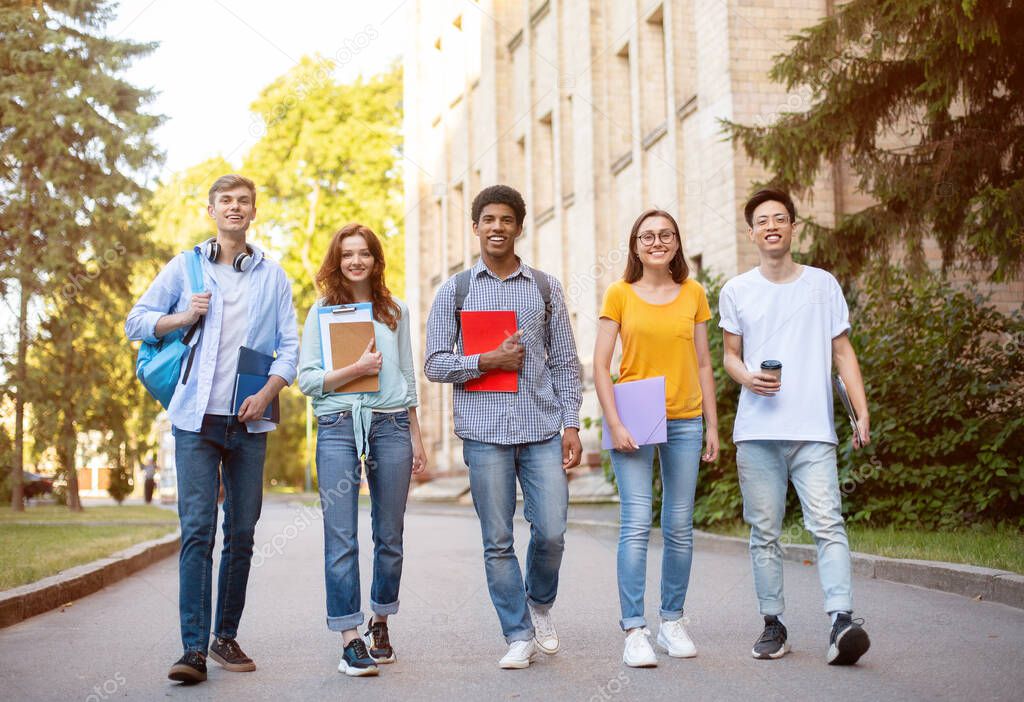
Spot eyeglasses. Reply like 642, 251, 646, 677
637, 230, 678, 246
754, 214, 792, 229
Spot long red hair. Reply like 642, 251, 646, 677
316, 223, 401, 330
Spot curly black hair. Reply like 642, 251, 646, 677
471, 185, 526, 228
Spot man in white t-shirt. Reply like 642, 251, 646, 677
719, 189, 871, 666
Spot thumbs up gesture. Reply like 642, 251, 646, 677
354, 338, 383, 377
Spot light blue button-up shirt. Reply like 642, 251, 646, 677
125, 242, 299, 433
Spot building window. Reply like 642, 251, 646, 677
560, 95, 574, 199
535, 111, 555, 214
640, 5, 667, 140
610, 42, 632, 161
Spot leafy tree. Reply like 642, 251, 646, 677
143, 157, 235, 258
0, 0, 162, 509
243, 58, 404, 486
725, 0, 1024, 282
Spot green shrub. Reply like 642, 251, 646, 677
597, 269, 1024, 531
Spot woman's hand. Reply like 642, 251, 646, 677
412, 437, 428, 475
702, 425, 719, 462
352, 339, 382, 377
609, 423, 639, 452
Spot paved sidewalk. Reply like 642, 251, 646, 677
1, 499, 1021, 701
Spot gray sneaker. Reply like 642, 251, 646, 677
752, 615, 790, 659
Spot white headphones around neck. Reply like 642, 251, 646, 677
201, 238, 254, 273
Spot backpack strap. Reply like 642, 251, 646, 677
525, 265, 553, 326
452, 268, 473, 339
180, 250, 206, 385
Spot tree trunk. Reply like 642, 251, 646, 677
60, 409, 82, 512
10, 243, 30, 512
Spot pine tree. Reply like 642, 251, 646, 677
0, 0, 162, 509
724, 0, 1024, 282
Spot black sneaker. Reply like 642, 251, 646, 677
752, 615, 790, 659
338, 638, 379, 677
827, 613, 870, 665
209, 636, 256, 672
167, 651, 207, 684
365, 619, 396, 663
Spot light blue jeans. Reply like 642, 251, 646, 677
736, 440, 853, 616
316, 410, 413, 632
611, 417, 702, 631
462, 434, 568, 643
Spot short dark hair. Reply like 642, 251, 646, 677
744, 188, 796, 227
471, 185, 526, 228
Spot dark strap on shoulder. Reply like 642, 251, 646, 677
524, 265, 553, 325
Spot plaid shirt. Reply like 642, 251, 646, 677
424, 258, 582, 445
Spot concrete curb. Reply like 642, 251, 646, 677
0, 530, 180, 629
413, 505, 1024, 610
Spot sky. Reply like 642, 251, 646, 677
111, 0, 407, 179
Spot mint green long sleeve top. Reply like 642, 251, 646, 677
298, 299, 418, 458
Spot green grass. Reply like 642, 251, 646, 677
701, 521, 1024, 575
0, 504, 177, 524
0, 523, 178, 590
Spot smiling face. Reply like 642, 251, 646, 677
337, 234, 376, 284
748, 199, 795, 258
473, 203, 521, 259
634, 214, 680, 269
207, 185, 256, 235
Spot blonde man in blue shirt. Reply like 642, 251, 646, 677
125, 175, 299, 684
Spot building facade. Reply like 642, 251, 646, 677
402, 0, 1021, 473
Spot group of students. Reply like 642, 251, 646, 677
125, 175, 872, 685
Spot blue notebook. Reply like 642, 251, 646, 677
231, 347, 281, 423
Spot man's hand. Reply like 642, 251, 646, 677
562, 428, 583, 470
237, 388, 273, 423
744, 372, 781, 397
184, 292, 212, 325
853, 415, 871, 450
479, 330, 524, 372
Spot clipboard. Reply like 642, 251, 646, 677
461, 310, 518, 392
318, 303, 380, 393
834, 375, 861, 447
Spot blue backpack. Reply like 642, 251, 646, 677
135, 251, 205, 409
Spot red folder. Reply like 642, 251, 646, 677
461, 310, 518, 392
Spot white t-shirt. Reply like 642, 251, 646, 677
205, 262, 251, 415
718, 265, 850, 443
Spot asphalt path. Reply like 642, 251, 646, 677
1, 498, 1021, 701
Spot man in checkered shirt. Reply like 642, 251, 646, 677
425, 184, 583, 670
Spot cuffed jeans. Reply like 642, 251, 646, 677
316, 410, 413, 632
611, 417, 702, 631
462, 434, 568, 643
173, 415, 267, 654
736, 440, 853, 616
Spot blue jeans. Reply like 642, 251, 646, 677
462, 434, 568, 643
611, 417, 702, 631
173, 415, 267, 653
736, 440, 853, 615
316, 410, 413, 632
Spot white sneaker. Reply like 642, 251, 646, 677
528, 604, 559, 655
499, 640, 537, 669
623, 628, 658, 668
657, 618, 697, 658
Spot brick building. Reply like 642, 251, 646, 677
402, 0, 1022, 472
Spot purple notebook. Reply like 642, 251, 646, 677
601, 376, 668, 449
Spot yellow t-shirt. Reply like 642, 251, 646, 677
599, 278, 712, 419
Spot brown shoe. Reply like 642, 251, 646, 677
209, 637, 256, 672
168, 651, 207, 684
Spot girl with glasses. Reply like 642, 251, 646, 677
593, 208, 719, 668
